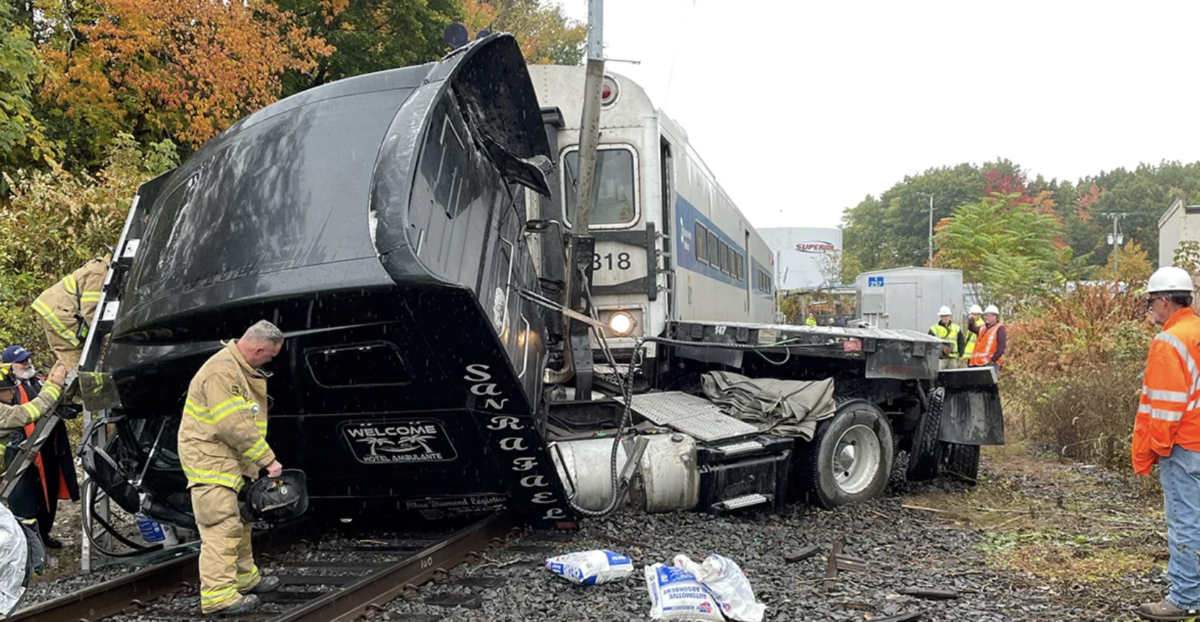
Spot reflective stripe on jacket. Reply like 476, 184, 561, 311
178, 341, 275, 491
0, 383, 61, 434
929, 322, 963, 357
31, 257, 109, 347
1133, 307, 1200, 475
969, 322, 1005, 367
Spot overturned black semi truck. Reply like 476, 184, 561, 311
75, 35, 1003, 542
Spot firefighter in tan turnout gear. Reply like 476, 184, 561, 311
179, 321, 285, 615
31, 254, 111, 370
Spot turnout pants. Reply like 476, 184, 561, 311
192, 485, 262, 613
1161, 446, 1200, 610
36, 316, 82, 370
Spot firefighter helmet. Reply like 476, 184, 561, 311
240, 470, 308, 523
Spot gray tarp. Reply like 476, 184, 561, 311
700, 371, 836, 441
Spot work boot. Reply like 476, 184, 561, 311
214, 595, 259, 616
42, 538, 63, 550
249, 576, 281, 594
1138, 598, 1200, 621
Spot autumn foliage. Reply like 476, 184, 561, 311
43, 0, 332, 155
1003, 286, 1153, 468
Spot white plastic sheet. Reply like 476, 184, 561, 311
0, 502, 29, 616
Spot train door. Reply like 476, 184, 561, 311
661, 139, 674, 320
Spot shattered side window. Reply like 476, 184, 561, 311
562, 147, 638, 228
306, 342, 411, 388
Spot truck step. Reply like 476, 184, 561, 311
624, 392, 758, 442
711, 493, 769, 511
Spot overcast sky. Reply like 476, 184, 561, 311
559, 0, 1200, 230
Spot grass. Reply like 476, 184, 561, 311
904, 443, 1166, 619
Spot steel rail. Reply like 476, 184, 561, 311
7, 521, 309, 622
267, 513, 510, 622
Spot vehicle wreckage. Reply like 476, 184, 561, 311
69, 34, 1003, 547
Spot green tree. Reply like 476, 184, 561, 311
273, 0, 463, 97
0, 0, 56, 185
0, 133, 178, 350
935, 191, 1066, 311
1090, 240, 1153, 284
842, 161, 1018, 273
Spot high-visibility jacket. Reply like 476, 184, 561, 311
1133, 307, 1200, 475
7, 382, 78, 520
969, 322, 1005, 367
0, 382, 61, 434
929, 321, 963, 358
963, 318, 984, 356
31, 257, 109, 348
178, 341, 275, 492
805, 317, 817, 327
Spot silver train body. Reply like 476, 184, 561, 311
525, 66, 775, 362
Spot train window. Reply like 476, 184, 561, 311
306, 342, 411, 388
735, 253, 744, 280
707, 230, 718, 265
695, 222, 708, 264
562, 147, 638, 228
720, 242, 730, 273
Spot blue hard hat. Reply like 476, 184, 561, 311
0, 346, 31, 364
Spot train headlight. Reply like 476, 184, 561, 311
607, 311, 637, 338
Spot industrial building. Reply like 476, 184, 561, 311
1158, 197, 1200, 268
758, 227, 843, 290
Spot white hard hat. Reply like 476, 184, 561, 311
1146, 266, 1195, 295
984, 304, 1000, 315
969, 304, 982, 314
938, 306, 952, 316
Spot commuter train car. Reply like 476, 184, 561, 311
524, 66, 775, 371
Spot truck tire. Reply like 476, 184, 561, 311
906, 387, 944, 482
942, 443, 980, 484
801, 398, 894, 509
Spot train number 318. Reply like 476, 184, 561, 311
593, 252, 631, 271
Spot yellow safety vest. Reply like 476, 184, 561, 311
963, 318, 984, 357
929, 322, 962, 358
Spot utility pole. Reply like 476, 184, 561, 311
572, 0, 605, 233
917, 192, 935, 267
1100, 213, 1127, 282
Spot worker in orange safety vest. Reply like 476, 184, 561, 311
967, 305, 1005, 368
1134, 266, 1200, 621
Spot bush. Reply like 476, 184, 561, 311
1003, 286, 1152, 469
0, 133, 177, 366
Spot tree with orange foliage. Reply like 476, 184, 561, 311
41, 0, 331, 165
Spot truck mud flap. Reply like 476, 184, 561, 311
937, 367, 1005, 445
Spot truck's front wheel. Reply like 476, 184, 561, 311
802, 399, 894, 509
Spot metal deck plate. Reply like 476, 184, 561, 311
627, 392, 758, 441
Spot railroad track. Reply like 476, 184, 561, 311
9, 514, 510, 622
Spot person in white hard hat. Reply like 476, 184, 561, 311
963, 304, 985, 358
928, 305, 965, 358
967, 305, 1005, 367
1134, 267, 1200, 621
